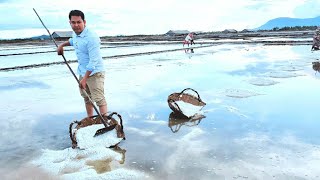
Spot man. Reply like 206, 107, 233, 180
57, 10, 107, 118
183, 32, 195, 47
312, 28, 320, 51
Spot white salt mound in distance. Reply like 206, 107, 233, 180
248, 78, 279, 86
268, 71, 305, 78
75, 124, 123, 149
224, 89, 262, 98
174, 101, 204, 118
280, 66, 304, 72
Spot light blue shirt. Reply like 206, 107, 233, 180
69, 27, 104, 77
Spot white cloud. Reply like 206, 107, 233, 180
0, 0, 318, 38
294, 0, 320, 18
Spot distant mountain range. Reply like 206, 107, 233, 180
31, 34, 50, 40
257, 16, 320, 30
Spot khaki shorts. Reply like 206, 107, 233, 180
79, 72, 106, 106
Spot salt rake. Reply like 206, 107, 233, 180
33, 8, 110, 137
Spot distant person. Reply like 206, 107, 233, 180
312, 28, 320, 51
57, 10, 107, 118
183, 32, 195, 47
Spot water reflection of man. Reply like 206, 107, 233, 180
312, 61, 320, 74
185, 48, 195, 54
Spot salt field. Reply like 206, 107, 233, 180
0, 42, 320, 179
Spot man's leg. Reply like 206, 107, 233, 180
87, 72, 108, 116
85, 101, 94, 117
79, 75, 94, 118
99, 104, 107, 116
82, 88, 94, 117
84, 98, 107, 117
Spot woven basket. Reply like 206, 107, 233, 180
167, 88, 206, 118
69, 112, 125, 149
168, 112, 206, 133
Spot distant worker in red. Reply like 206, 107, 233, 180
183, 32, 195, 47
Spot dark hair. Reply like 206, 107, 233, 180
69, 10, 85, 20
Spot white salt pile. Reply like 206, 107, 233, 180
75, 124, 123, 149
63, 168, 146, 180
31, 147, 147, 180
174, 101, 204, 118
29, 124, 148, 179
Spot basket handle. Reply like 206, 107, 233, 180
169, 124, 183, 133
69, 120, 81, 148
185, 119, 202, 126
179, 88, 203, 102
168, 99, 184, 114
108, 112, 126, 140
108, 112, 123, 130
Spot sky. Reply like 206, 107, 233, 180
0, 0, 320, 39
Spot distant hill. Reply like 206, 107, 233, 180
257, 16, 320, 30
31, 34, 50, 40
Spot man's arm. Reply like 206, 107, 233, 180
57, 41, 71, 55
86, 36, 102, 72
79, 70, 92, 89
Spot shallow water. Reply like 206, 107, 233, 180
0, 43, 320, 179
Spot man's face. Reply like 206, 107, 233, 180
69, 16, 86, 35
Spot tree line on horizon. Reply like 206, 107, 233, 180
1, 25, 319, 42
259, 25, 318, 32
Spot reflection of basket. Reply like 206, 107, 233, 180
167, 88, 206, 118
69, 112, 125, 149
168, 112, 206, 133
312, 61, 320, 73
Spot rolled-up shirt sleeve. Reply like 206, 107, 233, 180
69, 38, 74, 46
86, 36, 102, 72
